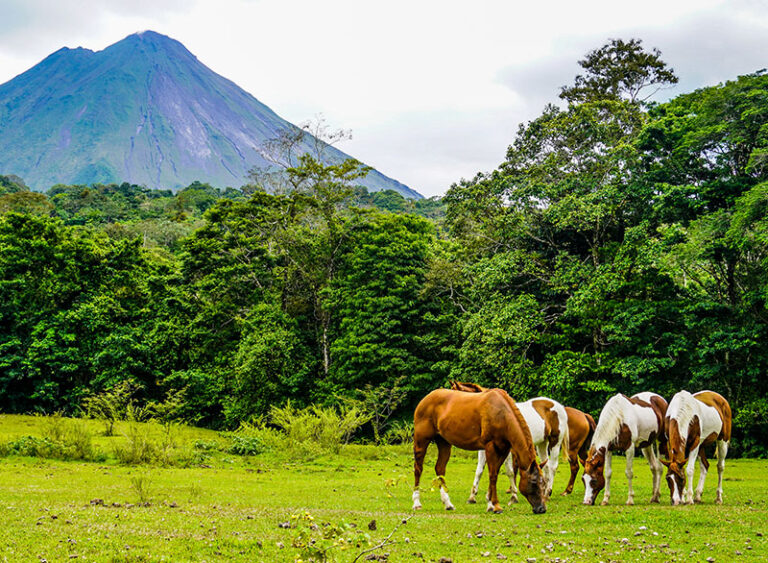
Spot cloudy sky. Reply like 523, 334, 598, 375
1, 0, 767, 197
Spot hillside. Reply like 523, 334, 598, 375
0, 31, 421, 198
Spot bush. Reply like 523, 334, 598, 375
270, 402, 371, 455
384, 420, 414, 445
113, 421, 158, 464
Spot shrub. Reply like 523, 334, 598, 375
384, 420, 414, 445
270, 402, 371, 455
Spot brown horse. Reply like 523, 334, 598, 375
449, 382, 567, 503
561, 407, 596, 496
662, 390, 731, 505
413, 388, 547, 514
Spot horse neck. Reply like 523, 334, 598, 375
504, 396, 538, 468
592, 396, 629, 451
668, 391, 697, 441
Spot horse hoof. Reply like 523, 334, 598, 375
445, 505, 455, 511
715, 498, 723, 505
413, 505, 422, 511
600, 500, 609, 506
561, 491, 571, 496
493, 508, 503, 514
650, 497, 660, 504
625, 500, 634, 506
509, 497, 519, 504
467, 498, 476, 504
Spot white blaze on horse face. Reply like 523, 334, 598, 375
668, 475, 681, 505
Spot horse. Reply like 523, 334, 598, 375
582, 392, 668, 506
561, 406, 596, 496
450, 382, 571, 501
412, 388, 548, 514
662, 390, 731, 505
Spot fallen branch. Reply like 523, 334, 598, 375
351, 513, 415, 562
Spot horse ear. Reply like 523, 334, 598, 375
539, 459, 548, 469
660, 459, 671, 468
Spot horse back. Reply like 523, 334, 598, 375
413, 388, 513, 450
694, 391, 732, 442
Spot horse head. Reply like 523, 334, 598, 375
661, 457, 686, 505
517, 460, 548, 514
582, 446, 607, 505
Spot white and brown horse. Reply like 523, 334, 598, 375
663, 390, 731, 505
561, 406, 597, 496
413, 388, 548, 514
582, 392, 668, 506
449, 383, 568, 503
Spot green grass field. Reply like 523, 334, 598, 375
0, 414, 766, 562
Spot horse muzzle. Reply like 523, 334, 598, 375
533, 504, 546, 514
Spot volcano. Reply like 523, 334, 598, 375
0, 31, 421, 198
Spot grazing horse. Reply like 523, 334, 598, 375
465, 397, 568, 504
561, 406, 597, 496
450, 382, 569, 502
413, 388, 548, 514
663, 390, 731, 505
582, 392, 667, 506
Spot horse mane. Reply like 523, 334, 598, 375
592, 394, 630, 448
495, 389, 538, 463
668, 390, 697, 440
450, 381, 487, 393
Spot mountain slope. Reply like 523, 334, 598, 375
0, 31, 421, 198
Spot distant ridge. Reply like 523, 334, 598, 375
0, 31, 421, 198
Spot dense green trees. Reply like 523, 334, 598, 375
0, 41, 766, 454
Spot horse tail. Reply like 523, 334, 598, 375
559, 406, 570, 461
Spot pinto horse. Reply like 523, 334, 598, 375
412, 388, 548, 514
582, 392, 668, 506
663, 390, 731, 505
561, 407, 596, 496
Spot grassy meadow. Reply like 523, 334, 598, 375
0, 414, 766, 562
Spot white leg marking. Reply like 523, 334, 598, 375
625, 447, 635, 506
468, 450, 486, 503
440, 486, 455, 510
412, 489, 422, 510
583, 473, 593, 505
684, 447, 699, 505
716, 441, 728, 504
645, 445, 662, 503
601, 451, 613, 505
695, 456, 708, 503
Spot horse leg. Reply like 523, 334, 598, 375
645, 444, 662, 503
505, 454, 519, 504
536, 443, 550, 497
434, 437, 454, 510
715, 440, 728, 504
412, 435, 429, 510
683, 446, 700, 505
547, 441, 562, 498
484, 444, 505, 513
468, 450, 486, 504
625, 447, 635, 506
562, 446, 579, 496
600, 450, 613, 506
694, 448, 710, 503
